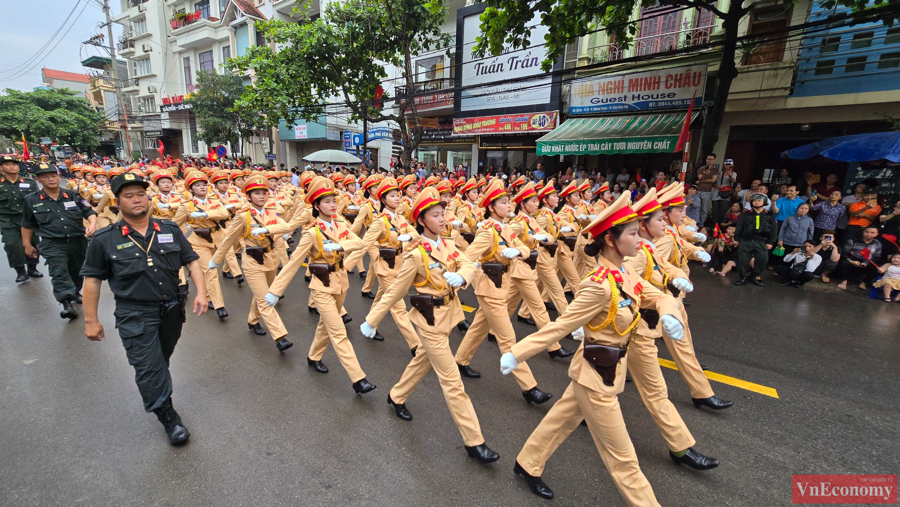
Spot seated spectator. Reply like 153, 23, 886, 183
812, 173, 842, 197
873, 253, 900, 302
685, 185, 701, 223
835, 226, 883, 290
723, 202, 742, 228
811, 190, 845, 239
611, 183, 623, 199
774, 241, 821, 288
878, 198, 900, 256
615, 168, 630, 186
708, 224, 738, 276
846, 189, 881, 242
777, 202, 815, 265
813, 230, 841, 283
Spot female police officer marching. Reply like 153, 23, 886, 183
359, 187, 500, 465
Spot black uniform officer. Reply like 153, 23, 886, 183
80, 172, 209, 445
735, 192, 778, 286
21, 163, 98, 319
0, 155, 43, 284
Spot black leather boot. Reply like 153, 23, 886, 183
456, 320, 470, 331
548, 346, 575, 359
352, 378, 376, 394
60, 300, 78, 320
342, 314, 352, 324
275, 337, 293, 352
235, 275, 244, 285
517, 315, 536, 326
216, 307, 228, 320
361, 290, 376, 299
465, 443, 500, 464
207, 301, 215, 310
670, 448, 720, 470
514, 461, 554, 499
387, 395, 412, 421
692, 395, 734, 410
457, 363, 481, 378
359, 270, 366, 279
222, 271, 234, 279
14, 266, 29, 285
307, 357, 328, 373
248, 323, 267, 335
522, 387, 553, 404
153, 398, 190, 445
26, 266, 43, 278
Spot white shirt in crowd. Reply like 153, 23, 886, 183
784, 251, 822, 272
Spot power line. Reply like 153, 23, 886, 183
0, 0, 86, 77
3, 0, 93, 82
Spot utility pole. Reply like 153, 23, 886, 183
102, 0, 132, 161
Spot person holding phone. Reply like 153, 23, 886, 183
846, 189, 881, 242
811, 190, 845, 240
813, 231, 842, 283
694, 154, 718, 226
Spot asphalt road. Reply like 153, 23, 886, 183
1, 252, 898, 506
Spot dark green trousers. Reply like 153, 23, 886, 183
115, 301, 185, 412
39, 236, 87, 302
738, 239, 768, 278
0, 222, 39, 269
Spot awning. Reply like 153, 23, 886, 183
536, 113, 698, 156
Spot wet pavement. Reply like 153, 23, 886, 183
1, 253, 898, 506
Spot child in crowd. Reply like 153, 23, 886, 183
873, 253, 900, 302
685, 185, 701, 223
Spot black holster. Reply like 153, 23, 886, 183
562, 236, 577, 250
308, 263, 331, 287
244, 247, 266, 265
193, 228, 213, 243
523, 250, 538, 270
666, 283, 681, 298
641, 309, 660, 328
462, 232, 476, 244
379, 247, 399, 269
108, 206, 120, 215
409, 294, 435, 326
582, 343, 627, 387
542, 242, 558, 257
481, 263, 505, 289
343, 213, 358, 223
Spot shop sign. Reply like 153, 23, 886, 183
569, 64, 707, 115
453, 111, 558, 136
538, 136, 678, 156
478, 134, 542, 148
415, 91, 454, 111
294, 125, 308, 139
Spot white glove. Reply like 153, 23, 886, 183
577, 214, 588, 221
660, 315, 684, 341
323, 243, 343, 252
251, 227, 268, 237
360, 321, 377, 338
532, 233, 548, 243
684, 225, 697, 232
571, 327, 585, 341
694, 251, 711, 263
283, 234, 291, 241
692, 233, 707, 242
443, 272, 465, 287
672, 277, 694, 293
157, 203, 170, 210
190, 211, 207, 219
397, 234, 411, 242
93, 193, 103, 199
500, 352, 519, 375
589, 214, 597, 220
208, 260, 218, 269
501, 247, 521, 259
276, 200, 283, 205
476, 221, 485, 228
264, 293, 279, 307
348, 205, 358, 211
451, 220, 463, 228
225, 203, 235, 209
560, 226, 573, 233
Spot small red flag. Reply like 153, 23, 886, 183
157, 139, 165, 156
713, 223, 721, 238
21, 133, 30, 162
675, 91, 696, 153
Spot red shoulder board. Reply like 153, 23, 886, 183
642, 242, 655, 254
634, 281, 643, 294
404, 240, 420, 253
481, 222, 492, 230
121, 225, 130, 236
492, 223, 502, 232
422, 241, 432, 252
209, 203, 221, 209
589, 267, 609, 283
304, 223, 316, 230
610, 270, 624, 284
266, 219, 278, 225
153, 222, 161, 232
449, 250, 459, 260
510, 232, 516, 240
339, 230, 349, 239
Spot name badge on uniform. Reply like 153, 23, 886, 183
428, 262, 442, 270
618, 298, 632, 308
64, 201, 76, 210
19, 183, 30, 189
116, 241, 134, 250
158, 234, 174, 244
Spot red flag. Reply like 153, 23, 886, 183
713, 223, 721, 238
882, 234, 899, 250
860, 247, 881, 269
675, 91, 696, 153
373, 85, 384, 110
157, 139, 165, 157
21, 133, 30, 162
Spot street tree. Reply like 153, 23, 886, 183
474, 0, 900, 159
185, 70, 256, 157
227, 0, 452, 167
0, 88, 105, 153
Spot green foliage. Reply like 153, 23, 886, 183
184, 70, 256, 155
0, 88, 105, 152
227, 0, 452, 165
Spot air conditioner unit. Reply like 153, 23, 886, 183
147, 85, 157, 93
141, 44, 152, 53
137, 3, 145, 12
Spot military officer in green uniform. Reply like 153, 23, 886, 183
80, 173, 208, 446
0, 155, 42, 284
21, 163, 98, 319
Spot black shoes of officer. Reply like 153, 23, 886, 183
74, 291, 83, 304
458, 363, 481, 378
235, 275, 244, 285
465, 444, 500, 464
387, 395, 412, 421
216, 308, 228, 320
342, 314, 352, 324
514, 461, 554, 499
352, 378, 376, 394
308, 305, 319, 315
60, 300, 79, 320
544, 301, 556, 312
248, 322, 267, 335
14, 266, 29, 285
207, 301, 215, 310
734, 277, 749, 286
486, 333, 496, 342
359, 270, 366, 279
275, 337, 293, 352
517, 315, 536, 326
27, 266, 42, 278
371, 331, 385, 341
153, 398, 190, 446
410, 346, 417, 357
307, 357, 328, 373
222, 271, 234, 279
752, 278, 764, 286
670, 448, 720, 470
456, 320, 470, 331
692, 395, 734, 410
361, 291, 376, 299
304, 275, 311, 282
548, 346, 575, 359
522, 387, 553, 404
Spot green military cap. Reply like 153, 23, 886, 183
111, 172, 149, 196
1, 155, 19, 165
33, 163, 59, 176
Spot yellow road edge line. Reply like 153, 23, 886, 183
302, 262, 308, 267
461, 305, 476, 313
658, 358, 780, 399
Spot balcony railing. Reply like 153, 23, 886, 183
586, 24, 715, 64
118, 39, 135, 52
129, 0, 149, 7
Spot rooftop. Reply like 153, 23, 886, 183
41, 68, 91, 83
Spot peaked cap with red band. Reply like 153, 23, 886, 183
478, 179, 508, 209
633, 187, 662, 217
184, 171, 208, 189
584, 193, 638, 240
459, 177, 477, 194
210, 170, 229, 184
658, 181, 686, 208
410, 187, 442, 223
538, 183, 556, 201
374, 177, 399, 200
513, 181, 538, 205
435, 179, 453, 194
305, 176, 336, 205
399, 174, 416, 190
559, 180, 579, 199
242, 175, 269, 194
